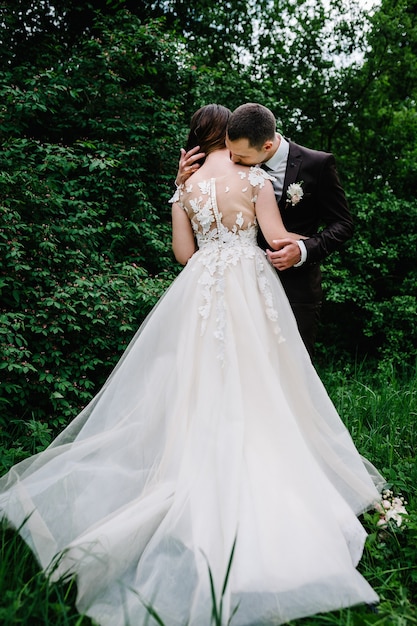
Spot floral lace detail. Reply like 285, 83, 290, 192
189, 177, 283, 363
169, 187, 180, 203
238, 167, 275, 189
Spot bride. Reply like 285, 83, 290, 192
0, 104, 384, 626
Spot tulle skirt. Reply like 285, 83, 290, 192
0, 244, 384, 625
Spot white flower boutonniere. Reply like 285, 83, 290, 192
286, 181, 304, 206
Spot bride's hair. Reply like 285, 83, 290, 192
185, 104, 231, 166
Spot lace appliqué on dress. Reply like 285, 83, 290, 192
238, 167, 275, 188
189, 177, 284, 363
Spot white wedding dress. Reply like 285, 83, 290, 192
0, 166, 384, 626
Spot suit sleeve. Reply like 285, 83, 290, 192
303, 154, 353, 264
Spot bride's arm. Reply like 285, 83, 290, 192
255, 181, 305, 246
172, 203, 197, 265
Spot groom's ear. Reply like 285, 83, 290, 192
264, 140, 273, 153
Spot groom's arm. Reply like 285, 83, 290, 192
302, 154, 353, 264
267, 153, 353, 271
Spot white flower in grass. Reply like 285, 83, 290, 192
375, 489, 408, 528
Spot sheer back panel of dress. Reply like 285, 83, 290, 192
177, 166, 269, 239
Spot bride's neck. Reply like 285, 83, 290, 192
204, 148, 230, 164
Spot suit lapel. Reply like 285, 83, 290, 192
279, 142, 302, 210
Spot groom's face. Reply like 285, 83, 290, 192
226, 136, 270, 166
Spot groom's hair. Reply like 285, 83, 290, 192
227, 103, 276, 149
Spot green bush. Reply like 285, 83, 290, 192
318, 189, 417, 364
0, 13, 186, 452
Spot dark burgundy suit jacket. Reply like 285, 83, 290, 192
258, 141, 354, 306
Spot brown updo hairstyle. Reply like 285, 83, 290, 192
185, 104, 231, 167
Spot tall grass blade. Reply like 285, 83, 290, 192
202, 534, 239, 626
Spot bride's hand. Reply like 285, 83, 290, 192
266, 238, 304, 271
175, 146, 206, 186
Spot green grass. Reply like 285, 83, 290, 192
1, 359, 416, 625
0, 523, 91, 625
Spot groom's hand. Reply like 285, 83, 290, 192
266, 239, 301, 271
175, 146, 206, 186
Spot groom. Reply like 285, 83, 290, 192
176, 103, 353, 358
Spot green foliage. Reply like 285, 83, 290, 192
126, 0, 268, 67
318, 189, 417, 363
313, 361, 417, 625
0, 12, 185, 445
317, 359, 417, 473
333, 0, 417, 196
0, 522, 93, 625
